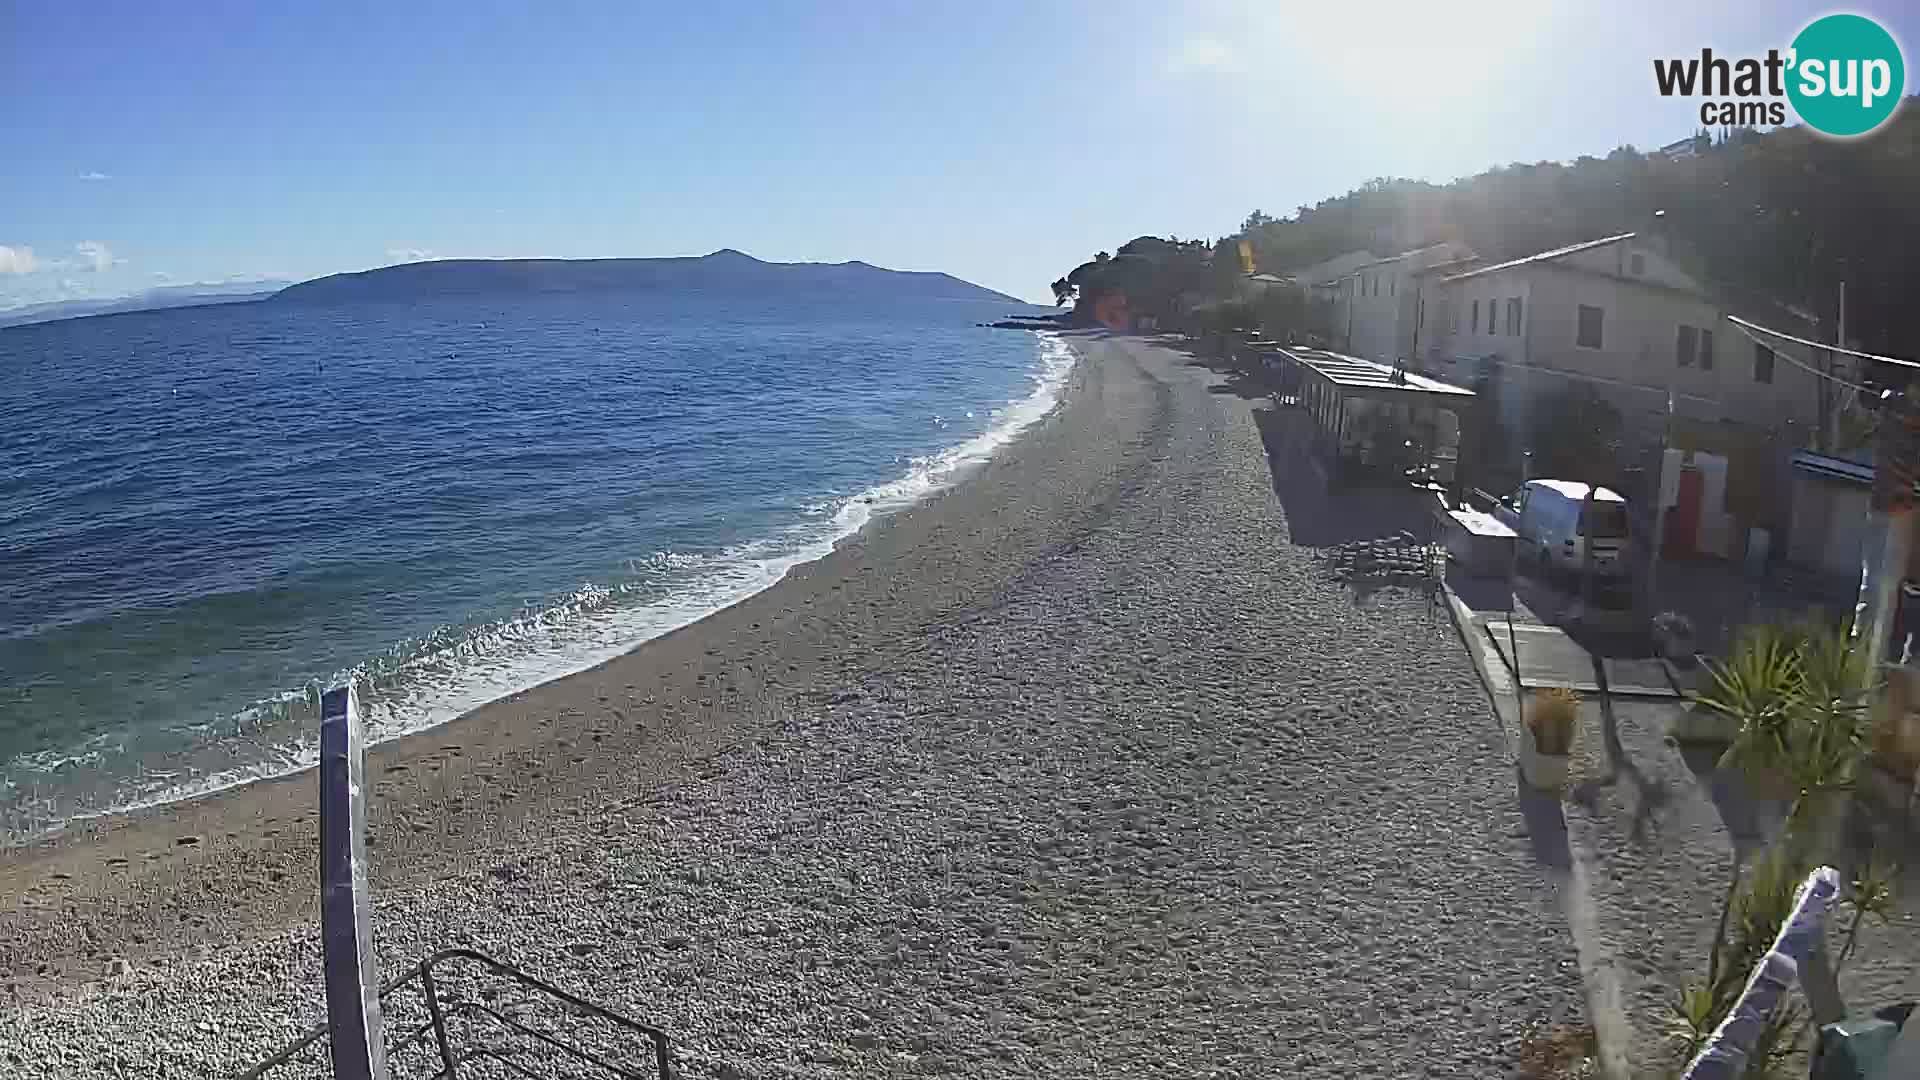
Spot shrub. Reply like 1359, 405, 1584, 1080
1527, 686, 1580, 756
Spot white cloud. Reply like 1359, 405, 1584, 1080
1165, 37, 1245, 76
387, 248, 434, 263
78, 171, 110, 181
0, 245, 36, 274
74, 240, 117, 272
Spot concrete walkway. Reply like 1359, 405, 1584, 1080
1445, 571, 1920, 1077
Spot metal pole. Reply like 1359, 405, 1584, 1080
1854, 391, 1918, 669
1823, 281, 1848, 453
1838, 280, 1847, 360
1645, 387, 1676, 617
419, 964, 460, 1080
1854, 513, 1910, 669
320, 683, 389, 1080
1580, 487, 1597, 620
1506, 535, 1523, 715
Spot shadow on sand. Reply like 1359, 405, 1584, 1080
1517, 773, 1574, 870
1251, 405, 1435, 549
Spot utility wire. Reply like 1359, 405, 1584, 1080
1723, 316, 1876, 395
1725, 315, 1920, 370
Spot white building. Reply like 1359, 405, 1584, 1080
1406, 231, 1838, 563
1335, 242, 1476, 365
1413, 232, 1821, 436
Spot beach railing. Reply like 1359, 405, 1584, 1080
239, 683, 676, 1079
238, 947, 674, 1079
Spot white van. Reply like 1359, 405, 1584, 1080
1494, 480, 1630, 578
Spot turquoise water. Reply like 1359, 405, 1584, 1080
0, 289, 1064, 838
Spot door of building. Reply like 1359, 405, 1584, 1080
1666, 467, 1704, 557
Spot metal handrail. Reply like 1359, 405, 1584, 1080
238, 947, 673, 1080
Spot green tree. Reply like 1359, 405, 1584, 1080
1061, 98, 1920, 356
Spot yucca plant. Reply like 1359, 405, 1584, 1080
1699, 618, 1878, 801
1699, 623, 1804, 784
1671, 616, 1891, 1078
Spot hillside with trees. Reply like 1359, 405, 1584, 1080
1055, 98, 1920, 358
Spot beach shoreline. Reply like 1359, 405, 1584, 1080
0, 333, 1113, 1000
1, 329, 1076, 849
2, 332, 1595, 1079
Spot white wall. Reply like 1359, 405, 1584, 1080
1346, 243, 1470, 364
1348, 265, 1406, 363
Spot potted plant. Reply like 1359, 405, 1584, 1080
1653, 611, 1698, 664
1521, 686, 1579, 788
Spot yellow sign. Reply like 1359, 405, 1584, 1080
1238, 239, 1256, 274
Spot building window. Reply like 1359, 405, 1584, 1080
1471, 300, 1479, 334
1630, 252, 1646, 276
1506, 297, 1522, 336
1754, 342, 1775, 384
1576, 305, 1604, 349
1676, 325, 1717, 368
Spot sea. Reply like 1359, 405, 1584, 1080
0, 288, 1065, 842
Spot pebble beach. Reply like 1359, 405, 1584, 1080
0, 333, 1588, 1077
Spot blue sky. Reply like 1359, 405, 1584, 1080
2, 1, 1912, 307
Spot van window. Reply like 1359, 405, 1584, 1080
1580, 501, 1628, 538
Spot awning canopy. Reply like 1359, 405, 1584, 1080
1278, 346, 1475, 402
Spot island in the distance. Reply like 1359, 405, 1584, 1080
0, 250, 1028, 330
271, 249, 1022, 306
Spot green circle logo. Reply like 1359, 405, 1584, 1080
1787, 13, 1905, 137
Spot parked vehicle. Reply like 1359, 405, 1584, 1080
1493, 479, 1630, 578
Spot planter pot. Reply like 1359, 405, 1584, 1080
1520, 723, 1572, 789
